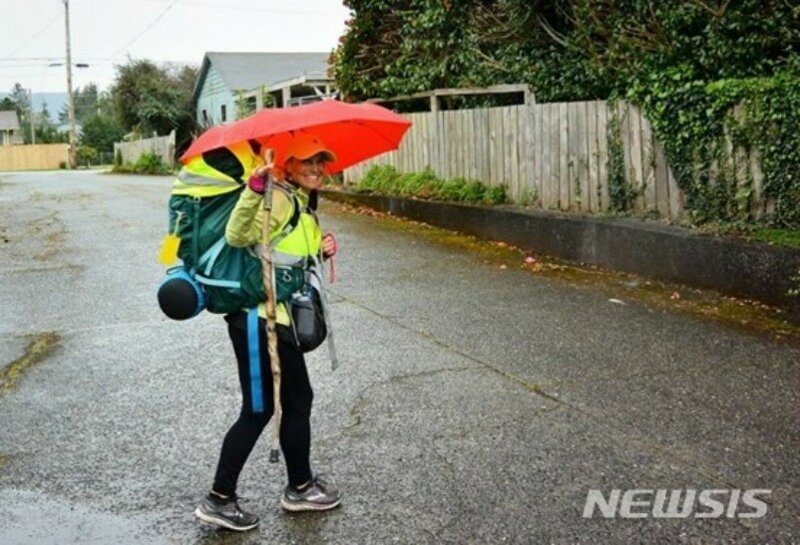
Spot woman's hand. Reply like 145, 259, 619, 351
322, 233, 338, 259
255, 148, 275, 177
248, 148, 276, 194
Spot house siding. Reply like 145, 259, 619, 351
196, 65, 236, 126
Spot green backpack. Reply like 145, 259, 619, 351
167, 188, 257, 314
162, 145, 305, 316
167, 183, 311, 315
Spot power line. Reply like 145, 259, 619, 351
111, 0, 182, 57
0, 57, 125, 63
1, 14, 62, 60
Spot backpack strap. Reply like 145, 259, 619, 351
270, 183, 302, 248
191, 197, 201, 265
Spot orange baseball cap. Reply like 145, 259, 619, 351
284, 134, 337, 164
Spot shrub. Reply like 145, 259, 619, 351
358, 165, 401, 193
113, 151, 171, 175
483, 185, 508, 205
353, 166, 507, 205
77, 146, 98, 167
397, 168, 439, 197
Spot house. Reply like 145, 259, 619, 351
193, 52, 335, 126
0, 111, 24, 145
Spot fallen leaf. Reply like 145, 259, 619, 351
524, 256, 537, 264
500, 264, 507, 270
670, 291, 681, 300
608, 298, 626, 305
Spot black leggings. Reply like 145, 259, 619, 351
212, 310, 314, 496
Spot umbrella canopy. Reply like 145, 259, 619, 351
181, 100, 412, 174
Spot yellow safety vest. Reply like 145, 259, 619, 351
271, 183, 322, 266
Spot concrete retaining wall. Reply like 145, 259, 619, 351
323, 191, 800, 322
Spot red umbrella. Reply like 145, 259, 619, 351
181, 99, 412, 174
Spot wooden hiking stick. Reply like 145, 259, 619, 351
259, 150, 282, 463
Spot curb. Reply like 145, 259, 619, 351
322, 190, 800, 323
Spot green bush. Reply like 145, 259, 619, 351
134, 151, 169, 174
397, 168, 439, 197
76, 146, 98, 167
353, 166, 507, 205
483, 185, 508, 205
357, 165, 401, 193
112, 151, 171, 175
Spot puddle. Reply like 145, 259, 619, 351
0, 489, 170, 545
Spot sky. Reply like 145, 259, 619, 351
0, 0, 351, 93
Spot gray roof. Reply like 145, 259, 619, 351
0, 110, 20, 131
205, 52, 331, 92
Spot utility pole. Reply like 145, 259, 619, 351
64, 0, 77, 168
28, 88, 36, 145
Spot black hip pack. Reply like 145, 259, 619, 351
286, 285, 327, 353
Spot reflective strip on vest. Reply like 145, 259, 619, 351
171, 183, 240, 198
272, 249, 307, 266
177, 169, 241, 187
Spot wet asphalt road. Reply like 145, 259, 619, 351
0, 171, 798, 545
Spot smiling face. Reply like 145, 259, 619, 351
284, 154, 330, 191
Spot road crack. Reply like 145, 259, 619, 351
343, 366, 481, 434
332, 290, 746, 489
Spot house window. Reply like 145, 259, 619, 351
202, 110, 209, 124
221, 105, 227, 122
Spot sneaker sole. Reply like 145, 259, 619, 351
194, 507, 259, 531
280, 496, 342, 512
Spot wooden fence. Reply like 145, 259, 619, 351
114, 130, 176, 168
344, 100, 768, 221
0, 143, 69, 171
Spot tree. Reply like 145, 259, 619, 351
9, 83, 30, 114
32, 101, 65, 144
0, 96, 16, 111
39, 101, 51, 124
59, 83, 101, 123
6, 82, 35, 143
110, 59, 198, 146
80, 113, 124, 153
331, 0, 800, 102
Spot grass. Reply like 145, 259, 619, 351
694, 222, 800, 249
0, 332, 60, 396
747, 228, 800, 249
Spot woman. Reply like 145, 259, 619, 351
194, 134, 340, 532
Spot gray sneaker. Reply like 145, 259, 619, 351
194, 493, 260, 531
280, 474, 342, 512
